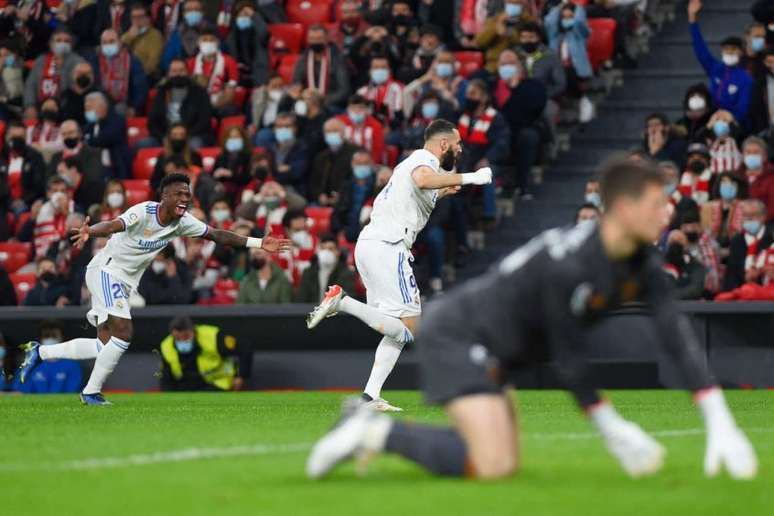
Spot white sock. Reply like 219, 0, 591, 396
83, 337, 129, 394
339, 297, 414, 343
39, 338, 104, 361
364, 336, 405, 400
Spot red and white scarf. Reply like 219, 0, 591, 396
110, 4, 125, 33
710, 137, 742, 174
745, 227, 765, 271
679, 168, 713, 205
99, 49, 131, 104
38, 54, 61, 102
357, 79, 403, 123
193, 52, 226, 96
706, 200, 744, 240
306, 48, 331, 95
162, 0, 181, 37
458, 107, 497, 146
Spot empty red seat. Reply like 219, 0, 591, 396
269, 23, 305, 54
133, 147, 162, 180
286, 0, 332, 25
10, 272, 36, 303
454, 51, 484, 78
0, 242, 32, 274
305, 206, 333, 236
217, 115, 246, 145
122, 179, 152, 204
586, 18, 617, 72
198, 147, 222, 173
126, 117, 149, 148
277, 54, 300, 84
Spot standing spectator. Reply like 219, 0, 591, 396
24, 257, 70, 306
743, 136, 774, 223
309, 118, 360, 207
150, 123, 204, 192
188, 27, 240, 118
642, 113, 688, 171
679, 209, 722, 296
83, 91, 131, 180
226, 0, 270, 88
475, 0, 528, 73
357, 55, 405, 132
0, 40, 24, 121
23, 30, 85, 119
293, 24, 351, 110
58, 62, 97, 125
48, 120, 105, 207
675, 83, 716, 144
334, 150, 374, 242
337, 94, 385, 165
26, 97, 64, 160
266, 112, 310, 196
701, 172, 746, 258
148, 58, 213, 148
160, 0, 215, 70
138, 247, 193, 304
87, 28, 148, 116
723, 199, 773, 291
397, 24, 445, 85
12, 320, 82, 393
295, 234, 356, 303
743, 22, 768, 81
749, 48, 774, 135
403, 50, 467, 116
545, 1, 595, 123
99, 179, 128, 221
122, 3, 164, 81
0, 120, 47, 214
688, 0, 753, 128
94, 0, 133, 37
212, 126, 253, 204
236, 248, 293, 304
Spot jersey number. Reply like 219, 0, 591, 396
111, 283, 128, 300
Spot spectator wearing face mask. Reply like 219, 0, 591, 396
0, 40, 24, 121
82, 91, 131, 180
575, 203, 601, 225
350, 24, 403, 90
226, 0, 269, 88
58, 62, 98, 126
122, 3, 164, 81
679, 143, 715, 206
698, 110, 743, 174
403, 50, 467, 117
212, 126, 253, 204
475, 0, 529, 73
86, 29, 148, 116
723, 199, 773, 291
584, 180, 602, 209
296, 234, 356, 303
309, 118, 360, 208
336, 0, 369, 57
743, 22, 769, 81
688, 0, 753, 128
100, 179, 128, 221
150, 123, 204, 191
642, 113, 688, 171
56, 0, 99, 50
294, 88, 329, 159
188, 27, 240, 118
337, 94, 385, 165
138, 246, 193, 304
280, 209, 317, 284
742, 136, 774, 223
251, 180, 289, 234
678, 209, 722, 296
237, 247, 293, 304
397, 24, 445, 85
12, 320, 82, 393
293, 24, 351, 110
23, 30, 85, 120
265, 112, 310, 196
26, 97, 64, 160
0, 120, 47, 215
161, 0, 215, 71
48, 118, 105, 196
24, 257, 71, 306
662, 229, 708, 300
251, 73, 293, 145
333, 150, 375, 242
357, 55, 405, 132
401, 90, 457, 153
749, 48, 774, 135
701, 172, 746, 257
675, 83, 716, 144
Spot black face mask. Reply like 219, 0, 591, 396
63, 137, 80, 149
75, 75, 92, 89
309, 43, 326, 53
168, 76, 189, 88
685, 231, 701, 243
440, 148, 456, 171
393, 15, 410, 27
521, 42, 538, 54
688, 159, 706, 174
10, 137, 25, 152
665, 244, 685, 268
463, 97, 480, 113
170, 139, 186, 153
252, 258, 267, 269
41, 109, 59, 122
40, 272, 57, 284
254, 166, 269, 181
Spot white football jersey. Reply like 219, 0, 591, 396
359, 149, 441, 248
89, 201, 209, 288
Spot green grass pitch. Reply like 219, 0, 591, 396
1, 390, 772, 516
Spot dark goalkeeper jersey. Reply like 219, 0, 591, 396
424, 222, 714, 407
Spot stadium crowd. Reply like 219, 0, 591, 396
0, 0, 772, 307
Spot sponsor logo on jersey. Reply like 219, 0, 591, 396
138, 239, 168, 250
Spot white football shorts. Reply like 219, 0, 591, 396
355, 239, 421, 319
84, 265, 132, 327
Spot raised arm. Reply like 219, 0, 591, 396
203, 226, 292, 253
411, 165, 492, 190
69, 217, 125, 249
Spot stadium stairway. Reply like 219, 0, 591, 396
457, 0, 756, 281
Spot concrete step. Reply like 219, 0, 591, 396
607, 70, 707, 102
576, 107, 683, 140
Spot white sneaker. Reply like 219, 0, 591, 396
306, 397, 391, 479
306, 285, 344, 329
367, 398, 403, 412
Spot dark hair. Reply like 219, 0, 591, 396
575, 203, 601, 222
319, 232, 337, 245
198, 26, 218, 38
721, 36, 744, 49
519, 21, 542, 36
282, 209, 306, 228
169, 315, 194, 332
424, 118, 457, 141
307, 23, 328, 35
129, 2, 149, 14
713, 171, 748, 199
598, 158, 665, 208
682, 82, 713, 111
679, 208, 701, 226
47, 175, 66, 189
40, 319, 64, 335
159, 172, 190, 192
348, 94, 368, 106
646, 112, 669, 126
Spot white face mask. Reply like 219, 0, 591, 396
290, 230, 312, 248
294, 100, 308, 117
317, 249, 336, 268
721, 53, 739, 66
199, 41, 218, 56
687, 95, 706, 111
211, 208, 230, 223
268, 89, 283, 101
106, 192, 124, 208
151, 261, 166, 274
50, 191, 67, 206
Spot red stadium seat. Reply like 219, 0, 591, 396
0, 242, 32, 274
126, 117, 149, 148
286, 0, 332, 25
571, 0, 589, 5
454, 51, 484, 78
586, 18, 617, 72
323, 22, 340, 43
198, 147, 222, 173
217, 115, 246, 145
132, 147, 162, 180
122, 179, 152, 204
9, 272, 36, 304
305, 206, 333, 236
269, 23, 305, 54
45, 0, 62, 7
278, 54, 300, 84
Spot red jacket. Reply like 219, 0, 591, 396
746, 163, 774, 222
715, 282, 774, 301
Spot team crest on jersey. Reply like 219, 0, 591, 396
115, 300, 124, 309
128, 213, 139, 223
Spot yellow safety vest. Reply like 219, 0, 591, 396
160, 325, 236, 391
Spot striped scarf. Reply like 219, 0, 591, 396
458, 107, 497, 146
306, 48, 331, 96
710, 137, 742, 174
357, 79, 403, 124
679, 168, 713, 205
745, 228, 765, 272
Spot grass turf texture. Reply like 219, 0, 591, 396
1, 390, 771, 516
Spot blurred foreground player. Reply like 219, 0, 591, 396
17, 174, 290, 405
305, 119, 493, 412
306, 158, 758, 480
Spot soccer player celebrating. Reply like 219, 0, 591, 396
17, 174, 291, 405
306, 119, 493, 412
306, 158, 758, 480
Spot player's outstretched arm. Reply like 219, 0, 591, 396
411, 165, 493, 190
203, 226, 292, 253
69, 217, 125, 249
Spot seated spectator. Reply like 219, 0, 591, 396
26, 97, 64, 160
743, 136, 774, 223
397, 24, 445, 85
188, 27, 240, 117
55, 153, 104, 212
492, 49, 546, 199
281, 208, 316, 278
0, 120, 47, 214
337, 0, 369, 57
585, 0, 638, 68
357, 55, 405, 132
749, 48, 774, 135
243, 180, 290, 234
160, 0, 214, 71
159, 315, 247, 391
58, 0, 100, 50
575, 203, 601, 225
138, 246, 193, 304
0, 0, 52, 59
153, 0, 185, 39
545, 1, 594, 123
0, 40, 24, 121
675, 83, 716, 144
309, 118, 359, 207
350, 25, 403, 89
662, 230, 707, 300
158, 154, 220, 212
294, 88, 329, 159
642, 113, 688, 171
584, 179, 602, 208
12, 320, 81, 393
701, 172, 747, 257
475, 0, 528, 73
688, 0, 752, 128
212, 126, 253, 204
295, 234, 356, 303
99, 179, 129, 221
48, 119, 106, 208
251, 73, 294, 145
334, 150, 374, 242
86, 28, 148, 116
122, 3, 164, 82
701, 110, 743, 174
23, 29, 85, 120
403, 50, 467, 116
83, 91, 131, 180
58, 62, 97, 125
337, 94, 385, 164
292, 24, 351, 110
401, 90, 457, 152
679, 209, 722, 296
724, 199, 772, 291
679, 143, 714, 205
236, 248, 293, 304
357, 165, 392, 229
148, 58, 213, 148
226, 0, 270, 88
95, 0, 133, 36
661, 160, 697, 229
208, 197, 233, 230
266, 112, 310, 196
24, 257, 70, 306
150, 123, 204, 191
